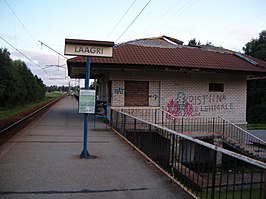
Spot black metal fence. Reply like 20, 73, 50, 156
111, 109, 266, 199
118, 107, 266, 161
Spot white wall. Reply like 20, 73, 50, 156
102, 70, 247, 124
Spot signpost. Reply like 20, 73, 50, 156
65, 39, 114, 159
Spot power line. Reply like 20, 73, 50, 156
38, 40, 68, 60
149, 0, 198, 35
106, 0, 137, 39
3, 0, 53, 71
0, 35, 51, 76
141, 0, 182, 35
3, 0, 39, 48
115, 0, 152, 42
164, 0, 198, 26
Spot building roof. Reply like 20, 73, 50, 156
67, 36, 266, 78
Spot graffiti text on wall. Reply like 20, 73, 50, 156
167, 92, 193, 116
114, 87, 124, 94
167, 92, 233, 116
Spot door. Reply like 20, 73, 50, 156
125, 81, 149, 106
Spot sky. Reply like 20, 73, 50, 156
0, 0, 265, 86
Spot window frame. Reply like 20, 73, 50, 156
209, 83, 224, 92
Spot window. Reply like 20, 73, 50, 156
209, 83, 224, 92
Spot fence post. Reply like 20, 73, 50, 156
222, 119, 225, 138
171, 134, 175, 173
211, 150, 217, 199
264, 170, 266, 199
181, 117, 184, 134
174, 118, 176, 131
155, 109, 157, 124
110, 109, 113, 127
212, 117, 215, 134
148, 124, 152, 156
134, 118, 137, 145
115, 111, 118, 129
162, 111, 164, 126
123, 114, 126, 136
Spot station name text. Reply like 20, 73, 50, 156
75, 46, 104, 54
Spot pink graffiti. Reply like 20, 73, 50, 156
166, 92, 194, 117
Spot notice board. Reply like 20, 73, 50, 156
78, 90, 96, 114
95, 100, 107, 117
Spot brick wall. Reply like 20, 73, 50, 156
101, 70, 247, 124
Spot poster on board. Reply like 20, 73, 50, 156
79, 90, 96, 114
95, 100, 107, 117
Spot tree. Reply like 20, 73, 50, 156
243, 30, 266, 61
243, 30, 266, 124
188, 38, 201, 46
0, 48, 46, 108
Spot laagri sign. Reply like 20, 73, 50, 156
64, 39, 114, 57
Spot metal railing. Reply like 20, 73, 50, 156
111, 109, 266, 199
117, 107, 266, 160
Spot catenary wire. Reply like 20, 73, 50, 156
0, 35, 53, 77
106, 0, 137, 39
3, 0, 39, 48
115, 0, 152, 42
3, 0, 62, 73
149, 0, 198, 36
141, 0, 182, 36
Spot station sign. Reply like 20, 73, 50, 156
65, 39, 114, 57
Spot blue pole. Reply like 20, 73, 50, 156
80, 57, 91, 158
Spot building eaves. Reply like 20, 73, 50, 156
67, 36, 266, 75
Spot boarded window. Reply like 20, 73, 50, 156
125, 81, 149, 106
209, 83, 224, 92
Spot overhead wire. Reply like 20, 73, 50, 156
3, 0, 65, 83
38, 40, 68, 60
3, 0, 39, 48
141, 0, 182, 36
115, 0, 152, 42
164, 0, 198, 26
106, 0, 137, 39
0, 35, 54, 78
149, 0, 198, 35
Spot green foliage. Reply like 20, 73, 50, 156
244, 31, 266, 124
46, 85, 69, 92
188, 38, 201, 46
0, 48, 46, 108
243, 30, 266, 61
247, 123, 266, 130
247, 79, 266, 123
0, 92, 64, 119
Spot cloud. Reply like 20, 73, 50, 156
10, 49, 70, 86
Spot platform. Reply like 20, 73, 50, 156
0, 96, 192, 199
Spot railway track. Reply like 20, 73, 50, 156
0, 96, 65, 147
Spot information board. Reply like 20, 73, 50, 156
95, 100, 107, 117
79, 90, 96, 114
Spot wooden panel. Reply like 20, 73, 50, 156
125, 81, 149, 106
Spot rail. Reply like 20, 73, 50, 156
111, 108, 266, 199
117, 107, 266, 160
0, 97, 62, 135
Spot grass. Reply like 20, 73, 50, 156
0, 92, 64, 120
201, 189, 262, 199
247, 123, 266, 130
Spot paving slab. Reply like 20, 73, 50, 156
248, 130, 266, 142
0, 96, 192, 199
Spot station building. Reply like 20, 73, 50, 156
67, 36, 266, 126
